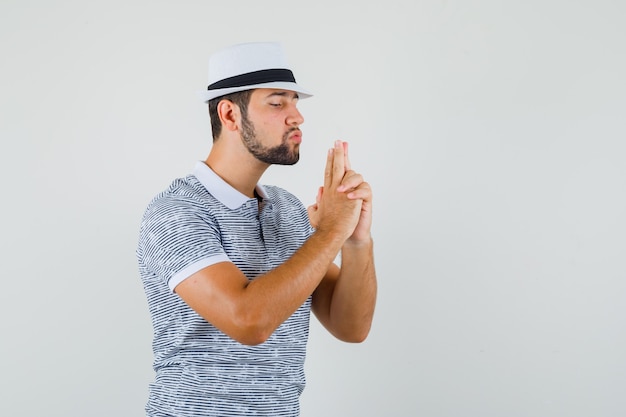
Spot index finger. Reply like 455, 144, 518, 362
343, 141, 351, 171
332, 140, 346, 188
324, 147, 333, 190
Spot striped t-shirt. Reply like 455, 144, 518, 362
137, 161, 315, 416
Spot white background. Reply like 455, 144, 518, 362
1, 1, 625, 416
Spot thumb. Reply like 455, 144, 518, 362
307, 187, 323, 228
307, 203, 319, 228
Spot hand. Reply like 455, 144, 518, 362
307, 141, 361, 241
307, 141, 351, 229
336, 142, 372, 244
307, 141, 372, 243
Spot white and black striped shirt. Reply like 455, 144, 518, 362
137, 161, 314, 416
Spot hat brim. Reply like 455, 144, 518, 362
197, 81, 313, 103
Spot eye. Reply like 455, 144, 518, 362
269, 102, 282, 107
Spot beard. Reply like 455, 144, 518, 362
240, 114, 300, 165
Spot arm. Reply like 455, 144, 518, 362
176, 229, 346, 345
312, 239, 377, 342
175, 142, 362, 345
309, 141, 378, 342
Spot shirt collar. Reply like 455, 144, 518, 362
193, 161, 268, 210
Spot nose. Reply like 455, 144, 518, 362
287, 105, 304, 127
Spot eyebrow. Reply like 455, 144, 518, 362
266, 91, 300, 100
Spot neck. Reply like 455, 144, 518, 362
205, 139, 269, 198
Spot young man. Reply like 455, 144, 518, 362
137, 42, 377, 416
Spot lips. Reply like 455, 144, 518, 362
288, 130, 302, 144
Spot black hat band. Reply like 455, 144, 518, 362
208, 68, 296, 90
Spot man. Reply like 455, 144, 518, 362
137, 42, 377, 417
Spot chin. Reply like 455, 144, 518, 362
277, 156, 299, 166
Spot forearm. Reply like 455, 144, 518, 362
327, 237, 377, 342
241, 229, 346, 340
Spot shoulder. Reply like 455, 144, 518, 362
140, 175, 212, 231
262, 185, 304, 208
147, 174, 209, 208
261, 185, 313, 233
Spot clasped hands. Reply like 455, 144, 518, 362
307, 140, 372, 244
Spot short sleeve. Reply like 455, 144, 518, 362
138, 194, 229, 292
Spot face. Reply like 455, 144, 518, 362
239, 89, 304, 165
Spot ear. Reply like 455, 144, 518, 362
217, 99, 241, 132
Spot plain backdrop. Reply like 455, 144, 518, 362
1, 1, 625, 416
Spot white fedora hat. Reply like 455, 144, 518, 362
198, 42, 313, 103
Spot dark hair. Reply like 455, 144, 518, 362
208, 89, 254, 141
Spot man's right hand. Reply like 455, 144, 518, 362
309, 140, 364, 243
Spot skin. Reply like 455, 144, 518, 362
175, 88, 377, 345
